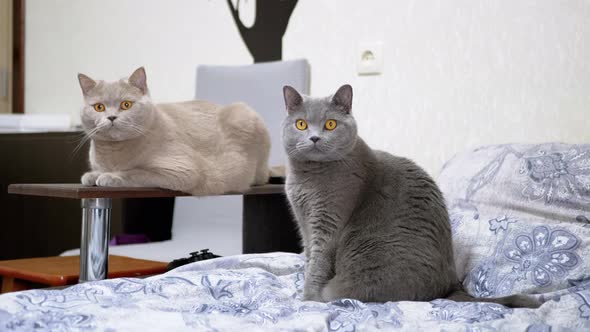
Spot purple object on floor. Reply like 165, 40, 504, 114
110, 234, 151, 246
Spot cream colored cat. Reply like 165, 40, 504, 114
77, 67, 271, 195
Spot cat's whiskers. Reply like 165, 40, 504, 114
123, 121, 147, 136
287, 143, 307, 158
71, 124, 107, 156
115, 119, 148, 137
67, 131, 94, 146
286, 147, 298, 157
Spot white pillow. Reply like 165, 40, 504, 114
437, 143, 589, 296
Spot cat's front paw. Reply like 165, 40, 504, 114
81, 171, 101, 186
96, 173, 127, 187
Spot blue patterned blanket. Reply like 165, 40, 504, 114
1, 143, 589, 331
0, 252, 587, 331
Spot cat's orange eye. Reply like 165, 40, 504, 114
325, 119, 337, 130
120, 101, 133, 110
93, 103, 105, 112
296, 119, 308, 130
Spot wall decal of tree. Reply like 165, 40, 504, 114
227, 0, 298, 63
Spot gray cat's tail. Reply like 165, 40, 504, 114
446, 286, 542, 308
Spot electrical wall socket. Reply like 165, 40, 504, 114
357, 42, 384, 76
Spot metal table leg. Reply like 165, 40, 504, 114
79, 198, 112, 282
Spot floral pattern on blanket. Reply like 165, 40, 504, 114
520, 149, 590, 204
0, 252, 588, 331
428, 300, 512, 323
439, 143, 590, 298
504, 226, 580, 287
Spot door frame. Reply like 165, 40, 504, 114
12, 0, 24, 114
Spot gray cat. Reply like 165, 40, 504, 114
281, 84, 540, 308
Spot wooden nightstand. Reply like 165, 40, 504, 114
0, 255, 168, 293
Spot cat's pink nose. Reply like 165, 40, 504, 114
107, 116, 117, 122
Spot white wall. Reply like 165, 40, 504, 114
25, 0, 249, 120
286, 0, 590, 174
27, 0, 590, 175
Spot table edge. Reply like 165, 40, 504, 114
8, 183, 285, 199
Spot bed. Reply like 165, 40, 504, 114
1, 142, 588, 331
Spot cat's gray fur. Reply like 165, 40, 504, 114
281, 85, 540, 308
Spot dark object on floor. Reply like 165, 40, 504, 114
110, 233, 151, 246
167, 249, 221, 271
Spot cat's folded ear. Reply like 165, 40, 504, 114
78, 73, 97, 95
283, 85, 303, 112
129, 67, 148, 94
331, 84, 353, 113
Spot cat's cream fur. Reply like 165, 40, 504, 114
78, 67, 271, 195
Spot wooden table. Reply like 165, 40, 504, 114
7, 183, 298, 283
0, 255, 168, 293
